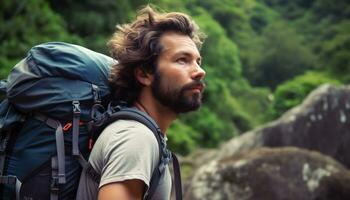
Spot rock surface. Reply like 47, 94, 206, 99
184, 84, 350, 199
217, 84, 350, 167
185, 147, 350, 200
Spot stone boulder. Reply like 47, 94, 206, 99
217, 84, 350, 167
185, 147, 350, 200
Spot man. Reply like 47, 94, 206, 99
77, 5, 206, 200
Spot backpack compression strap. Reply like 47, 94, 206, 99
87, 107, 182, 200
0, 100, 24, 200
0, 132, 21, 200
34, 114, 66, 200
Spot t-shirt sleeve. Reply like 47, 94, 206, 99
98, 121, 160, 189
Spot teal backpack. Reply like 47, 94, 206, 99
0, 42, 182, 200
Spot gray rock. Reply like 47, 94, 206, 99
184, 84, 350, 199
185, 147, 350, 200
218, 84, 350, 167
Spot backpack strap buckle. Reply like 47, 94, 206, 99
50, 176, 59, 193
72, 101, 81, 115
51, 156, 63, 200
51, 172, 65, 187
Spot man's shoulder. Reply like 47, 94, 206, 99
97, 119, 159, 149
103, 119, 154, 135
90, 119, 160, 168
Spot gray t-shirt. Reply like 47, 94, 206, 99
76, 119, 171, 200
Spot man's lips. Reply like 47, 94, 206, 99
186, 83, 205, 92
182, 80, 206, 93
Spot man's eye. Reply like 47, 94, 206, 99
176, 58, 187, 64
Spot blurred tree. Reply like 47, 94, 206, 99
230, 79, 272, 125
313, 0, 350, 21
251, 22, 316, 89
318, 21, 350, 81
180, 105, 235, 148
48, 0, 147, 53
167, 120, 199, 155
0, 0, 82, 79
260, 0, 314, 19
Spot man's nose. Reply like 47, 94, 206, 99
191, 63, 206, 81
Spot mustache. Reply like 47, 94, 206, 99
182, 80, 206, 91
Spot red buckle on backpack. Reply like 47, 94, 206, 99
62, 122, 85, 132
63, 123, 72, 131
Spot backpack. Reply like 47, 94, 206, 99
0, 42, 182, 200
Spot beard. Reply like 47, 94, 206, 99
151, 70, 204, 114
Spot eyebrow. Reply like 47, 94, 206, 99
174, 51, 202, 62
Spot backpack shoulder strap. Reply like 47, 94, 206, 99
171, 153, 183, 200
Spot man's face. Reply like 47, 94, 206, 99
151, 32, 206, 114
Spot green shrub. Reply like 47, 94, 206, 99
272, 71, 339, 118
167, 120, 198, 155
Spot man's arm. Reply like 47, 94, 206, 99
98, 179, 146, 200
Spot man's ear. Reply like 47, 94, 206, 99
134, 67, 154, 86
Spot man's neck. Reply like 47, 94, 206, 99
134, 90, 177, 134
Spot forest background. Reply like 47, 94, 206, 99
1, 0, 349, 155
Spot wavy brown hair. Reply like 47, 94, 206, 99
107, 5, 205, 105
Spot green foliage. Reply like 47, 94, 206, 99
205, 79, 252, 132
259, 0, 314, 19
272, 71, 340, 118
167, 120, 198, 155
250, 21, 316, 89
151, 0, 188, 12
193, 0, 249, 38
0, 0, 82, 79
48, 0, 139, 53
318, 21, 350, 80
313, 0, 350, 21
230, 79, 272, 125
259, 0, 350, 84
180, 106, 236, 148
